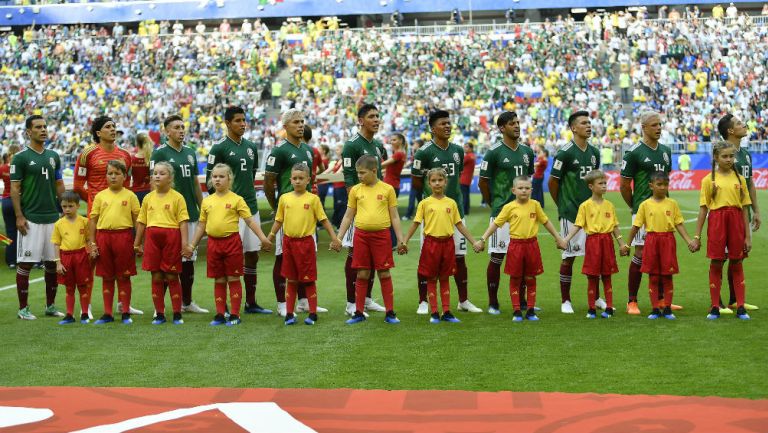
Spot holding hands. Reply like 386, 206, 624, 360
397, 242, 408, 255
473, 239, 484, 253
329, 237, 342, 252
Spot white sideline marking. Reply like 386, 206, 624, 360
0, 277, 43, 292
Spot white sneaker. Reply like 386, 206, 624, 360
117, 302, 144, 315
488, 306, 501, 315
416, 301, 429, 315
315, 305, 328, 313
365, 297, 386, 312
295, 298, 309, 313
595, 298, 607, 310
182, 301, 209, 314
345, 302, 368, 317
561, 300, 574, 314
277, 302, 287, 317
457, 300, 482, 313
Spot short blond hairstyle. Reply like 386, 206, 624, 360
281, 109, 304, 126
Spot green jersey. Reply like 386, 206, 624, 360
151, 143, 201, 222
341, 133, 385, 186
264, 139, 314, 199
734, 147, 753, 186
10, 147, 62, 224
550, 141, 601, 221
206, 136, 259, 213
620, 141, 672, 213
479, 141, 535, 217
412, 140, 465, 218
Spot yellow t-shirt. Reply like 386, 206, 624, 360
633, 197, 683, 232
199, 191, 252, 238
415, 196, 460, 237
699, 171, 752, 210
90, 188, 140, 230
137, 190, 189, 228
51, 215, 88, 251
494, 199, 548, 239
276, 191, 327, 238
348, 181, 397, 231
574, 199, 619, 234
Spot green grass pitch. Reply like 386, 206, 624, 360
0, 191, 766, 399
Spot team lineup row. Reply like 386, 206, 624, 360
7, 105, 759, 325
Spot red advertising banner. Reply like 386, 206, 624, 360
605, 169, 768, 191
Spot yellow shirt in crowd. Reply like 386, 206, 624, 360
199, 191, 252, 238
574, 199, 619, 235
494, 199, 548, 239
276, 191, 327, 238
137, 190, 189, 228
699, 171, 752, 210
90, 188, 140, 230
51, 215, 89, 251
633, 197, 683, 232
348, 181, 397, 231
415, 196, 460, 237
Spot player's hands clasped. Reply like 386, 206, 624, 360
329, 237, 342, 252
472, 239, 484, 253
181, 244, 195, 259
261, 239, 273, 252
619, 244, 631, 256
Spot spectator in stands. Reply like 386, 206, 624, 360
459, 143, 475, 216
726, 3, 738, 19
678, 151, 691, 171
600, 143, 615, 171
532, 145, 548, 208
404, 139, 424, 220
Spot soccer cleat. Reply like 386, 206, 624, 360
441, 312, 461, 323
416, 301, 429, 315
706, 306, 720, 320
80, 313, 90, 324
457, 300, 482, 313
719, 306, 734, 314
315, 305, 328, 313
345, 302, 369, 317
429, 313, 440, 324
730, 302, 759, 311
305, 313, 318, 325
210, 314, 227, 326
94, 314, 114, 325
58, 315, 76, 325
365, 297, 386, 312
670, 304, 683, 310
284, 314, 297, 325
243, 303, 272, 314
384, 311, 400, 324
121, 313, 133, 324
647, 308, 661, 320
117, 303, 144, 315
152, 314, 167, 325
181, 302, 209, 314
17, 307, 37, 320
512, 310, 523, 322
736, 306, 750, 320
595, 298, 608, 310
346, 312, 366, 325
87, 305, 93, 320
488, 305, 501, 315
172, 312, 184, 325
525, 310, 539, 321
276, 302, 287, 317
295, 299, 309, 313
586, 309, 597, 319
45, 304, 65, 317
662, 306, 676, 320
227, 315, 242, 326
561, 301, 574, 314
626, 301, 641, 315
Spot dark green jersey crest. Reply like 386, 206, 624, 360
550, 141, 600, 221
412, 140, 465, 218
479, 141, 535, 217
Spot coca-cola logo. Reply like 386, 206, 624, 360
753, 169, 768, 189
668, 171, 696, 190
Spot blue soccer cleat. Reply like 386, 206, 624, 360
58, 315, 76, 325
346, 313, 366, 325
285, 315, 297, 325
586, 309, 597, 320
94, 315, 114, 325
384, 314, 400, 324
226, 315, 242, 326
736, 306, 750, 320
243, 303, 272, 314
429, 313, 440, 324
441, 312, 460, 323
210, 314, 227, 326
172, 313, 184, 325
152, 314, 167, 325
706, 306, 720, 321
487, 305, 501, 315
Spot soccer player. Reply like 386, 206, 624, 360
267, 164, 342, 325
548, 110, 603, 314
74, 115, 140, 316
619, 111, 675, 315
340, 104, 388, 316
264, 109, 324, 317
694, 142, 753, 320
10, 115, 65, 320
715, 114, 760, 313
88, 160, 140, 325
338, 155, 406, 325
402, 167, 481, 324
628, 171, 696, 320
151, 114, 208, 314
479, 111, 535, 315
52, 191, 93, 325
479, 176, 567, 322
562, 170, 630, 319
412, 110, 481, 315
186, 163, 273, 326
134, 161, 189, 325
206, 106, 270, 314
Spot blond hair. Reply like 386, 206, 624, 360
207, 163, 233, 190
152, 161, 175, 188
